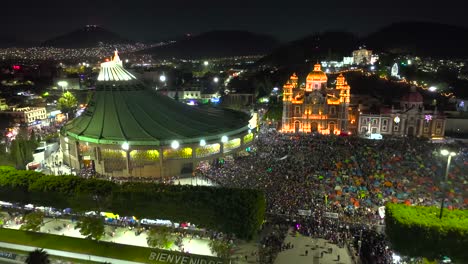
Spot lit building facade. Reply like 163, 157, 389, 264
352, 48, 373, 65
358, 87, 446, 138
281, 64, 352, 134
0, 107, 47, 125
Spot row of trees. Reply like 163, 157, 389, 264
0, 167, 266, 239
1, 128, 41, 169
385, 203, 468, 262
17, 210, 231, 259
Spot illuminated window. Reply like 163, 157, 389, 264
295, 106, 300, 115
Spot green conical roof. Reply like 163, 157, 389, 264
62, 56, 250, 146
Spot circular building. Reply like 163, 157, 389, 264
60, 52, 254, 178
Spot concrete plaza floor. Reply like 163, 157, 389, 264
2, 215, 214, 257
275, 233, 353, 264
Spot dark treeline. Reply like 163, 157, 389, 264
0, 167, 266, 239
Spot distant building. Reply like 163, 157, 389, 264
352, 48, 373, 65
222, 93, 256, 108
0, 98, 8, 111
343, 57, 354, 65
357, 87, 446, 138
281, 64, 353, 134
0, 107, 47, 126
167, 90, 201, 100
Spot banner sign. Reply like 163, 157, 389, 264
323, 212, 339, 219
298, 209, 312, 216
148, 252, 225, 264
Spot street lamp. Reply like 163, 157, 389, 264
213, 77, 219, 83
58, 81, 68, 93
159, 75, 166, 82
203, 61, 209, 66
171, 140, 180, 149
200, 139, 206, 147
221, 136, 228, 143
439, 149, 456, 219
121, 142, 130, 151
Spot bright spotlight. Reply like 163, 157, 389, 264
221, 136, 228, 143
159, 75, 166, 82
203, 61, 209, 66
171, 140, 180, 149
213, 77, 219, 83
121, 142, 129, 151
429, 86, 437, 92
200, 139, 206, 146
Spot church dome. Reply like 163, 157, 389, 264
401, 87, 423, 103
306, 64, 327, 82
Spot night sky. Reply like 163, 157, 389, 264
2, 0, 468, 43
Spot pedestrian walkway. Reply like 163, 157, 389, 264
274, 235, 352, 264
0, 242, 144, 264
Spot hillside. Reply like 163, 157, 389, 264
42, 25, 133, 48
364, 21, 468, 58
257, 31, 359, 67
142, 30, 279, 59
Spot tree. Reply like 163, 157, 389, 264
25, 248, 50, 264
209, 239, 233, 259
75, 217, 105, 241
146, 226, 175, 249
57, 91, 78, 118
20, 212, 44, 232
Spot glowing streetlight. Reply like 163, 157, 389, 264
200, 139, 206, 147
439, 149, 457, 219
213, 77, 219, 83
58, 81, 68, 93
159, 75, 166, 82
171, 140, 180, 149
429, 86, 437, 92
203, 61, 209, 66
121, 142, 129, 151
221, 136, 228, 143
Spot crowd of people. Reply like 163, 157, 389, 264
202, 129, 467, 219
200, 128, 467, 263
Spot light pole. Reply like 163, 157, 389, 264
122, 142, 130, 175
58, 81, 68, 93
439, 149, 456, 219
160, 74, 167, 94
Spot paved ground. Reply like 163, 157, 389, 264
2, 215, 214, 257
41, 150, 72, 176
275, 234, 353, 264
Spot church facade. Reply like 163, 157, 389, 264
357, 87, 446, 138
281, 64, 352, 134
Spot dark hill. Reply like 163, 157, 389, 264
142, 31, 279, 59
257, 31, 359, 67
42, 25, 133, 48
364, 21, 468, 58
